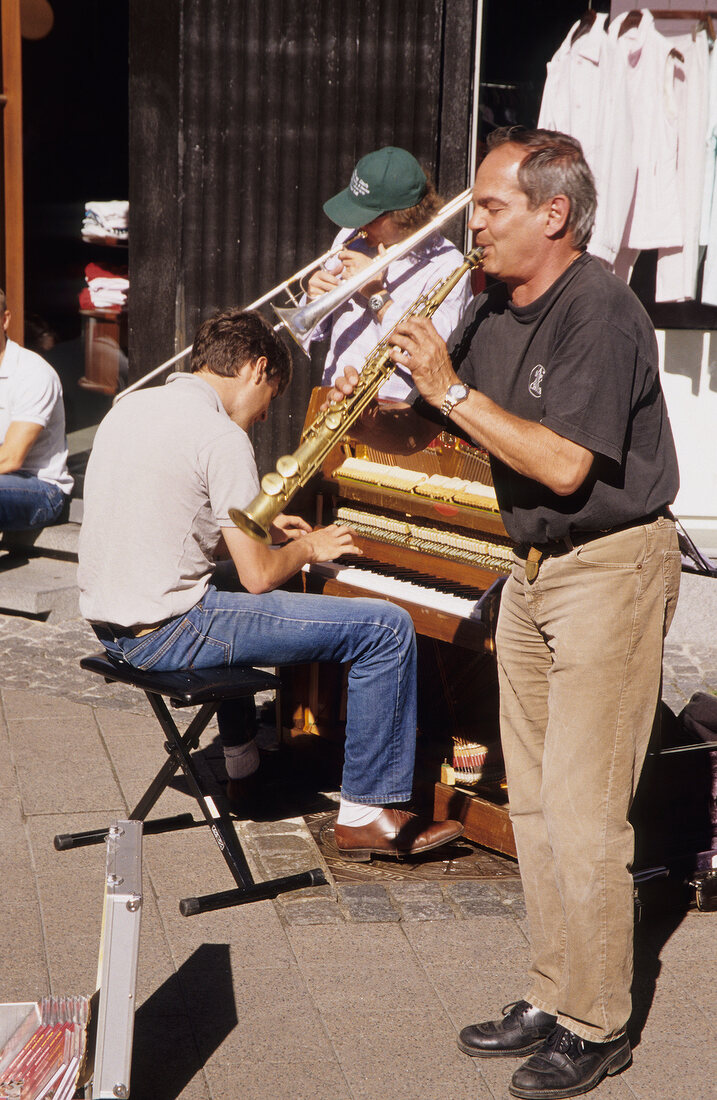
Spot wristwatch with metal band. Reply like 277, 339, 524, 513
440, 382, 470, 416
368, 289, 391, 316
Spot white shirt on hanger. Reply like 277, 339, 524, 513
656, 28, 710, 302
537, 13, 634, 267
613, 10, 682, 253
700, 32, 717, 305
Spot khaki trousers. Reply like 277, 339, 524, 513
496, 516, 681, 1042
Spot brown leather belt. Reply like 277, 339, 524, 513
518, 509, 671, 584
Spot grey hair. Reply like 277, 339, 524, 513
486, 127, 597, 251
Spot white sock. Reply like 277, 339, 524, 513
336, 797, 383, 827
224, 740, 260, 779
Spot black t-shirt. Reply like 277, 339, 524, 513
443, 253, 679, 544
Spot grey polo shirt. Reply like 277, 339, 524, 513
78, 372, 259, 628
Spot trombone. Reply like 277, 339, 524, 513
114, 187, 472, 404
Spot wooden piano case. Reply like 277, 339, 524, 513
279, 389, 517, 858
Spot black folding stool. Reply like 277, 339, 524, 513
54, 653, 326, 915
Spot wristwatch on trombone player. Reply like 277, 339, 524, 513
368, 289, 391, 316
440, 382, 470, 416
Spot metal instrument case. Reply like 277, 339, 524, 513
92, 820, 143, 1100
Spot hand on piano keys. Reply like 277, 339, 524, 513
305, 522, 364, 564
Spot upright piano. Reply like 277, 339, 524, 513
281, 389, 517, 857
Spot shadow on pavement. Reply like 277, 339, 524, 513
131, 943, 237, 1099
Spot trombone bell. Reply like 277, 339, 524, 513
272, 187, 473, 346
272, 302, 317, 345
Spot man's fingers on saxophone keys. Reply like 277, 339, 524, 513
322, 366, 360, 408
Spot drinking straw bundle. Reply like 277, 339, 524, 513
452, 738, 488, 786
0, 996, 88, 1100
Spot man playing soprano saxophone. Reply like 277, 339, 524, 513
330, 128, 680, 1099
78, 308, 462, 860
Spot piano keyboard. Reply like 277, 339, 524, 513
335, 504, 513, 573
304, 559, 500, 621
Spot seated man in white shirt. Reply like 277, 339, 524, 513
78, 308, 463, 856
0, 291, 74, 530
306, 146, 472, 401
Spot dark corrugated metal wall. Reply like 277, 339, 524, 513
130, 0, 476, 470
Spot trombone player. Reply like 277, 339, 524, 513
305, 146, 472, 400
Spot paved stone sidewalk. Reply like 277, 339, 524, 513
1, 596, 716, 1098
663, 640, 717, 713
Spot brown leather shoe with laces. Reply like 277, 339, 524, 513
334, 808, 463, 861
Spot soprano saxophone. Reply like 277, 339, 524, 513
229, 245, 484, 542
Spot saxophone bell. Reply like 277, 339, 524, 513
228, 469, 293, 542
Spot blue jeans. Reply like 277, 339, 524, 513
94, 583, 418, 804
0, 473, 66, 530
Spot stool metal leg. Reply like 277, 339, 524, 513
146, 692, 256, 891
56, 678, 328, 914
144, 694, 328, 915
130, 701, 216, 820
179, 869, 328, 916
53, 700, 216, 851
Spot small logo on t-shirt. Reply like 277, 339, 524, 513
529, 364, 545, 398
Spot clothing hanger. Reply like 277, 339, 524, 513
571, 9, 598, 45
616, 9, 717, 56
618, 9, 643, 36
695, 13, 717, 41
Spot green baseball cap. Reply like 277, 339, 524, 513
323, 146, 428, 228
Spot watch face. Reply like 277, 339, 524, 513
448, 383, 468, 401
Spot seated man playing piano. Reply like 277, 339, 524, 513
330, 129, 680, 1099
77, 307, 462, 861
305, 145, 471, 400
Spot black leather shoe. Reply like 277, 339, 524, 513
457, 1001, 557, 1058
509, 1025, 632, 1098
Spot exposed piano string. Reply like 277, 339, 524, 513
361, 433, 494, 485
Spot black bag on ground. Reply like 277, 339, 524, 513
631, 695, 717, 871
